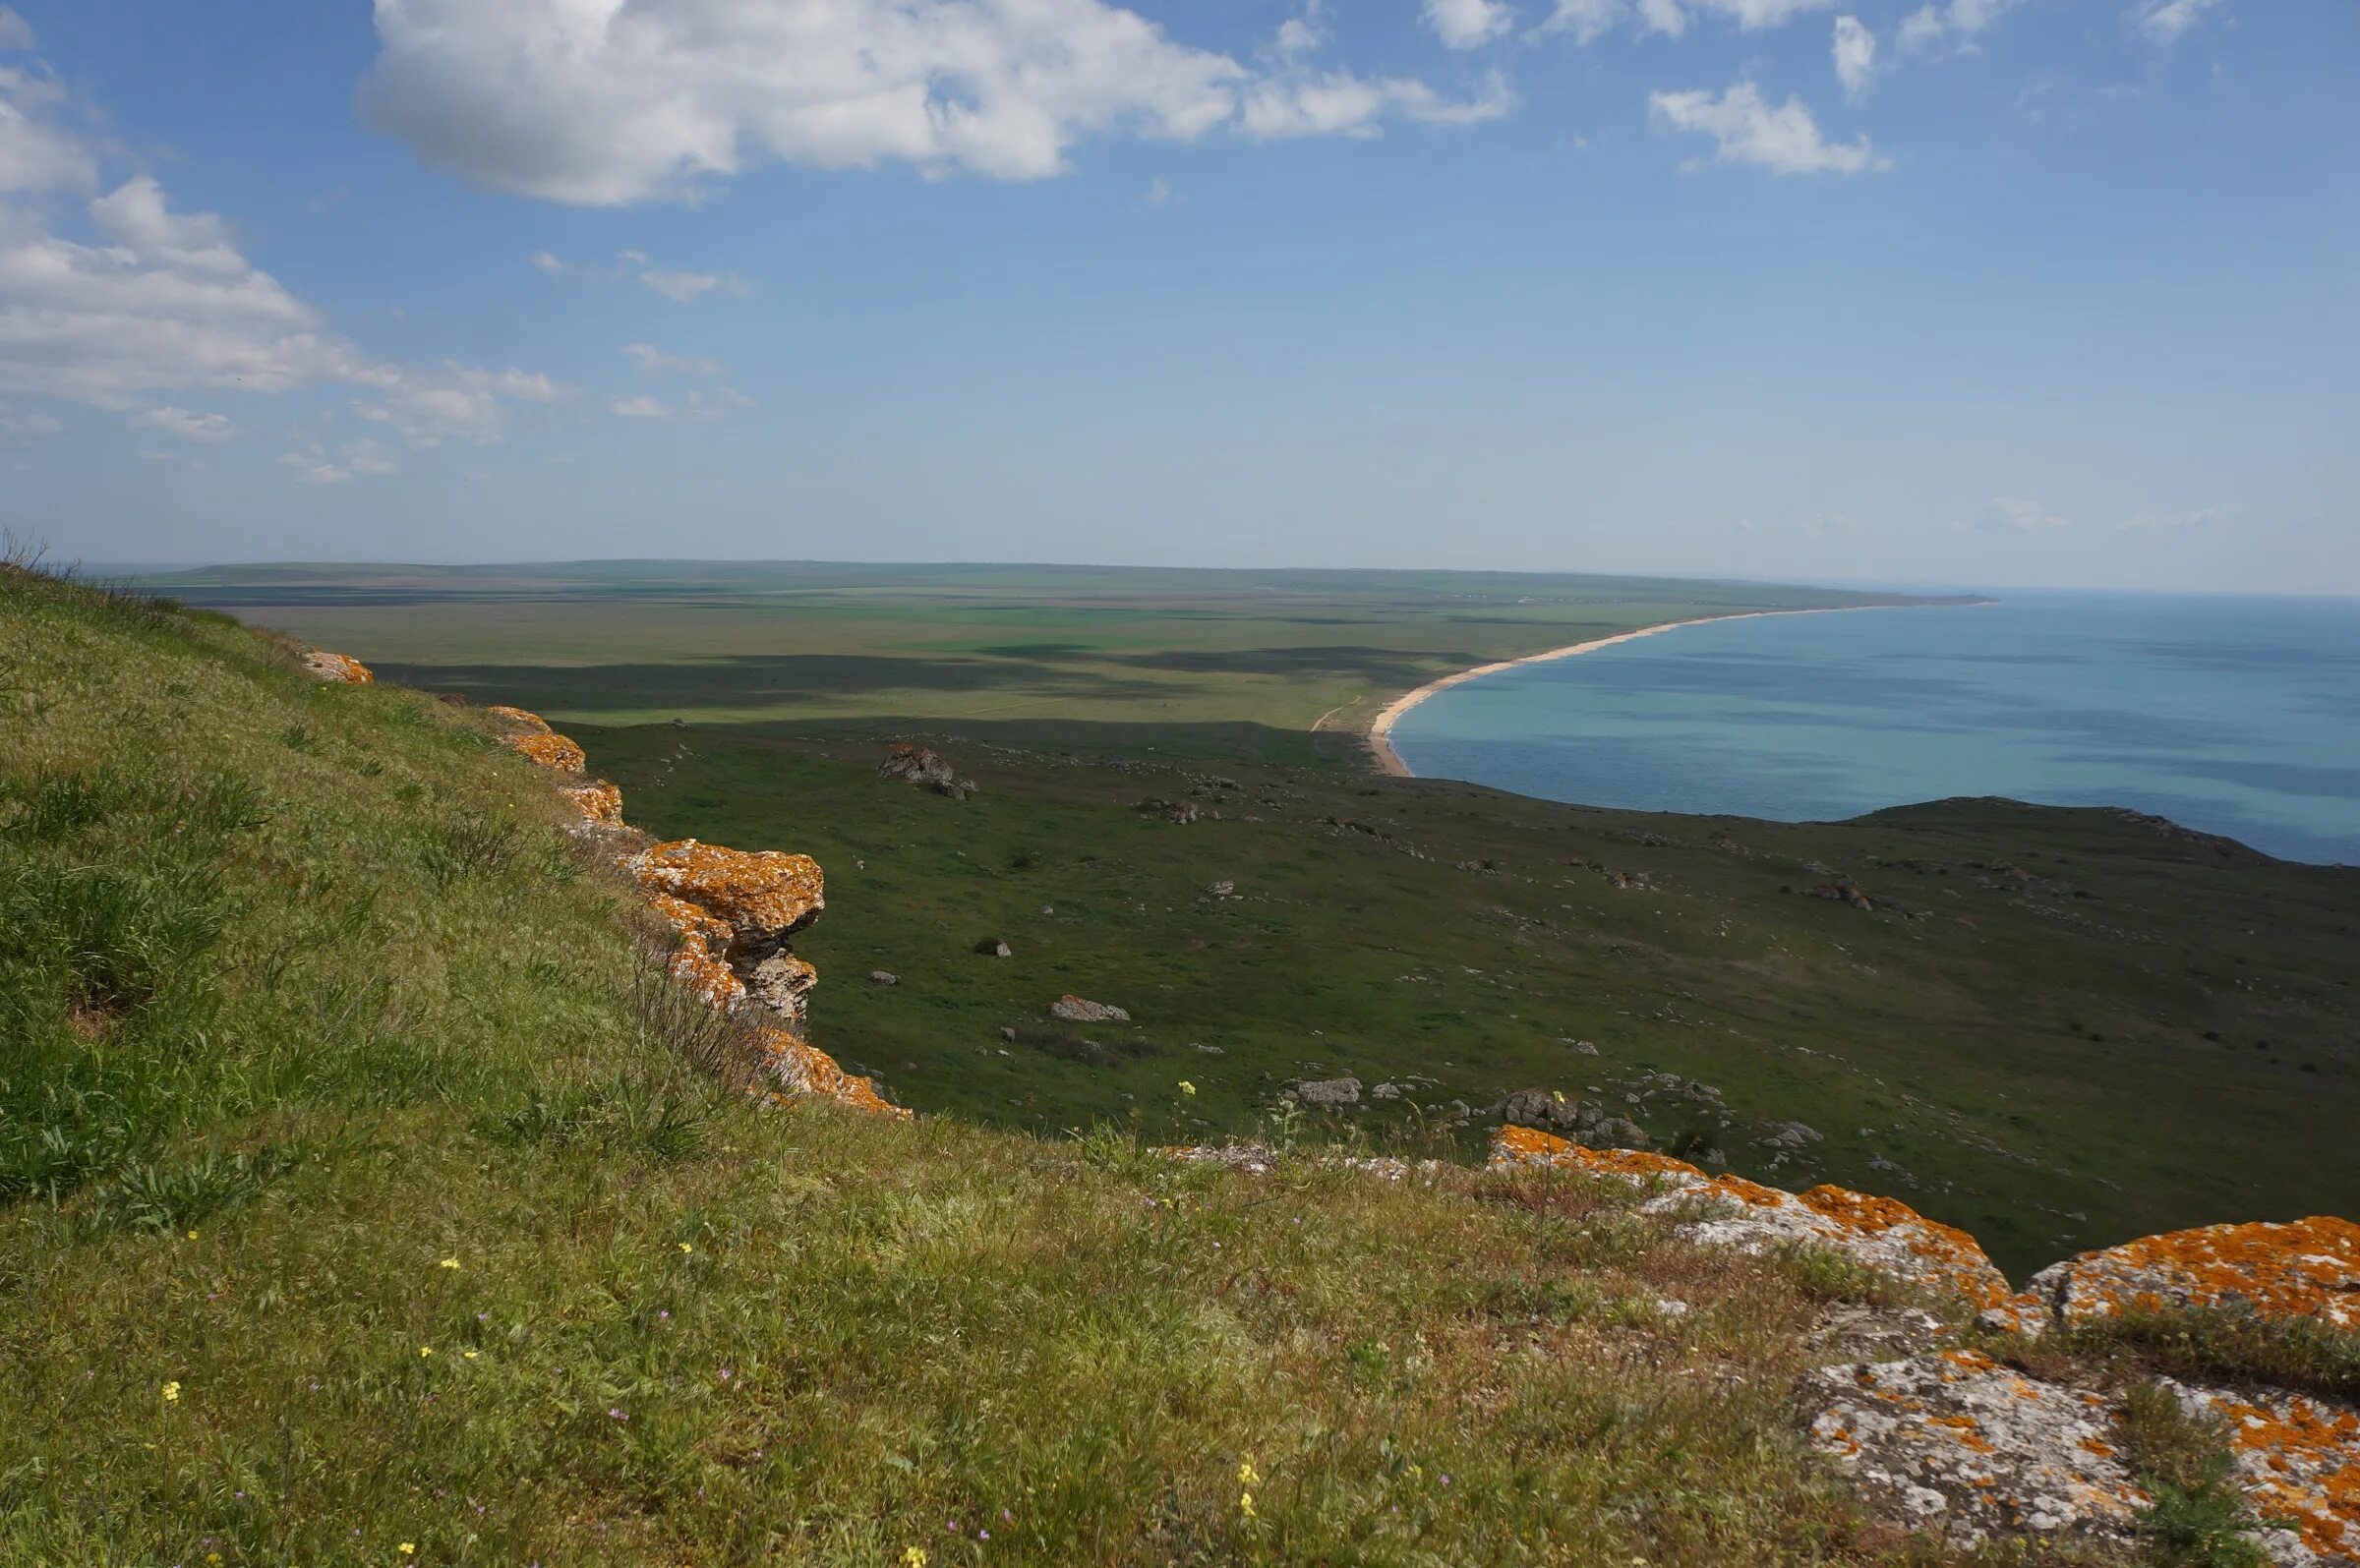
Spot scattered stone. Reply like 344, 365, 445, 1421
1136, 797, 1201, 825
1289, 1076, 1362, 1108
1371, 1082, 1402, 1101
1051, 995, 1130, 1024
878, 741, 977, 800
868, 971, 900, 986
1812, 879, 1877, 911
974, 938, 1013, 958
1000, 1027, 1019, 1044
1206, 880, 1236, 898
1190, 1042, 1224, 1055
1565, 1038, 1601, 1056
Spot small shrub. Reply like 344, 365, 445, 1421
2118, 1382, 2270, 1568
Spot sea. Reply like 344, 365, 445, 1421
1386, 591, 2360, 866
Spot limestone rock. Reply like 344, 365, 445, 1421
483, 705, 587, 773
2168, 1379, 2360, 1566
1050, 995, 1130, 1024
1290, 1076, 1362, 1108
560, 780, 624, 826
632, 840, 824, 942
302, 648, 374, 684
878, 742, 976, 801
869, 971, 901, 986
1808, 1351, 2144, 1549
2007, 1216, 2360, 1337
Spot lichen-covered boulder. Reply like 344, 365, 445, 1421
1488, 1128, 2014, 1313
2010, 1216, 2360, 1336
482, 704, 588, 772
1808, 1350, 2145, 1550
632, 840, 824, 941
560, 780, 624, 825
2169, 1380, 2360, 1566
1051, 995, 1129, 1024
303, 648, 374, 684
643, 892, 747, 1011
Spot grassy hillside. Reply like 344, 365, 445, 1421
569, 723, 2360, 1280
0, 568, 1978, 1563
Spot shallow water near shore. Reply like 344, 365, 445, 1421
1387, 592, 2360, 865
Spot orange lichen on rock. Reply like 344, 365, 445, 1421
1487, 1130, 2016, 1314
644, 892, 746, 1010
2172, 1381, 2360, 1562
560, 780, 624, 825
303, 648, 374, 684
750, 1026, 910, 1120
507, 730, 588, 773
484, 704, 551, 731
1800, 1185, 2016, 1311
631, 840, 824, 939
2023, 1215, 2360, 1332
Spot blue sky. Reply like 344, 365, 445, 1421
0, 0, 2352, 591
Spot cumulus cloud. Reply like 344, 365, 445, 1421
1540, 0, 1629, 40
1424, 0, 1515, 49
1833, 16, 1876, 98
2122, 503, 2236, 530
0, 7, 31, 51
279, 436, 399, 485
2128, 0, 2229, 45
1649, 82, 1886, 174
624, 342, 725, 377
131, 406, 237, 443
361, 0, 1505, 204
0, 53, 565, 457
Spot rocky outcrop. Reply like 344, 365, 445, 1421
878, 742, 976, 800
1998, 1215, 2360, 1336
1490, 1127, 2014, 1310
1489, 1127, 2360, 1563
303, 648, 374, 684
448, 692, 902, 1120
1809, 1350, 2145, 1551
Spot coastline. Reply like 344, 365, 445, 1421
1363, 605, 1900, 779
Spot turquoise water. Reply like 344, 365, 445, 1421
1387, 593, 2360, 866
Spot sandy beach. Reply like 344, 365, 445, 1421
1363, 606, 1891, 779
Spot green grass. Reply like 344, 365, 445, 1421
0, 562, 2023, 1564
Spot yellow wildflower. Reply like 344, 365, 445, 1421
678, 1243, 693, 1253
161, 1381, 180, 1403
419, 1346, 434, 1359
439, 1257, 460, 1270
1239, 1491, 1257, 1519
902, 1549, 928, 1568
462, 1351, 479, 1361
398, 1544, 416, 1557
185, 1231, 198, 1242
1238, 1458, 1260, 1485
1178, 1080, 1197, 1096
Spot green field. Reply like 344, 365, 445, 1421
150, 560, 2360, 1278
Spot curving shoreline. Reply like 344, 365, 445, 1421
1363, 605, 1901, 779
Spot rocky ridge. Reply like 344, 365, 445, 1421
1495, 1127, 2359, 1563
310, 657, 904, 1120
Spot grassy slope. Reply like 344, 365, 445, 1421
576, 724, 2360, 1281
1, 570, 1960, 1564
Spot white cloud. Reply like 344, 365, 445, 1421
1987, 495, 2069, 532
1425, 0, 1516, 49
0, 7, 31, 52
1146, 176, 1171, 205
609, 386, 750, 422
1242, 72, 1513, 140
0, 399, 61, 440
530, 250, 566, 274
362, 0, 1504, 204
1649, 82, 1886, 174
1896, 0, 2028, 55
639, 268, 749, 305
1833, 16, 1877, 98
131, 406, 237, 443
2128, 0, 2229, 45
0, 53, 564, 451
279, 436, 400, 486
1273, 12, 1327, 56
623, 342, 725, 377
2122, 503, 2236, 530
1540, 0, 1629, 41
